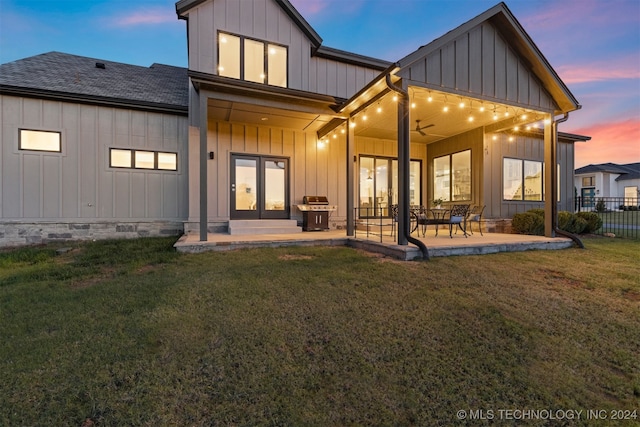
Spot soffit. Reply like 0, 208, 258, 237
207, 99, 333, 132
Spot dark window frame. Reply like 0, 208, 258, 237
18, 128, 62, 153
109, 148, 178, 171
217, 30, 289, 88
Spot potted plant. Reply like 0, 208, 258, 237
432, 198, 444, 209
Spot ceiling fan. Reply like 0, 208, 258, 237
415, 120, 434, 136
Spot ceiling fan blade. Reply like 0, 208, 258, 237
418, 129, 426, 136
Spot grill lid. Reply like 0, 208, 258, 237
303, 196, 329, 205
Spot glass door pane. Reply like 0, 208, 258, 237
264, 159, 286, 214
234, 158, 257, 212
375, 158, 389, 216
359, 157, 374, 217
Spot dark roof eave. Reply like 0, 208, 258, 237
314, 46, 392, 71
188, 70, 343, 110
0, 85, 188, 116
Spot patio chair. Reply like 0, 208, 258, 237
448, 204, 470, 238
468, 205, 485, 235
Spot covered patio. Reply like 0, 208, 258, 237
174, 229, 573, 260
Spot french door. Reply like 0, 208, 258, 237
230, 154, 289, 220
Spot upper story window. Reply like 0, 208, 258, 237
19, 129, 61, 152
218, 32, 287, 88
582, 176, 595, 187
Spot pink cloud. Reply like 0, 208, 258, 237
109, 9, 176, 27
573, 118, 640, 167
556, 55, 640, 84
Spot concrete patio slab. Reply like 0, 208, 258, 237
174, 229, 575, 261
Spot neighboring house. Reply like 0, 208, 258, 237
0, 0, 590, 247
575, 163, 640, 209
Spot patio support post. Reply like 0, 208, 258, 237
397, 85, 410, 246
543, 114, 555, 237
199, 92, 208, 241
346, 117, 355, 236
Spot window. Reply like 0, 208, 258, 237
218, 32, 287, 88
110, 148, 177, 171
503, 158, 543, 201
135, 151, 155, 169
19, 129, 61, 152
433, 150, 471, 202
582, 176, 595, 187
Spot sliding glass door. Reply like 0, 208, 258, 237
359, 156, 422, 217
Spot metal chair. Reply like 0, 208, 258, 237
448, 204, 470, 238
468, 205, 485, 235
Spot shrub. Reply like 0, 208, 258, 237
528, 208, 545, 218
595, 199, 607, 213
512, 212, 544, 235
576, 211, 603, 233
558, 211, 587, 234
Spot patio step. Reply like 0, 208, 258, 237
228, 219, 302, 235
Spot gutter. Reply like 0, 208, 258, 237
552, 112, 585, 249
384, 73, 430, 260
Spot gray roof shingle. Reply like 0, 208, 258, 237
576, 162, 640, 181
0, 52, 188, 113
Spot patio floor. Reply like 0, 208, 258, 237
174, 227, 575, 260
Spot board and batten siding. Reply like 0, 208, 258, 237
398, 22, 557, 113
187, 120, 348, 225
0, 95, 188, 222
185, 0, 380, 99
483, 132, 575, 218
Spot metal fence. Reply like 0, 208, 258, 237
575, 197, 640, 239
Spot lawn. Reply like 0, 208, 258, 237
1, 237, 638, 426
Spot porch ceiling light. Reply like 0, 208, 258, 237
427, 92, 433, 102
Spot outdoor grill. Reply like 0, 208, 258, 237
297, 196, 337, 231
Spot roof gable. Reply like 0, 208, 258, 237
176, 0, 322, 49
395, 2, 579, 114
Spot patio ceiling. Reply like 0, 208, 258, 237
205, 87, 549, 145
346, 86, 550, 145
206, 99, 333, 132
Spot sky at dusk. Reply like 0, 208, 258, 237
1, 0, 638, 168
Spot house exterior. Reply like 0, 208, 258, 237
0, 0, 589, 248
575, 163, 640, 209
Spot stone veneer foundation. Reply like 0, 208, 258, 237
0, 221, 183, 247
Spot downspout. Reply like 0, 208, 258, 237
552, 113, 584, 249
385, 74, 430, 260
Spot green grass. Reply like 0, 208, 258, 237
1, 237, 639, 426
